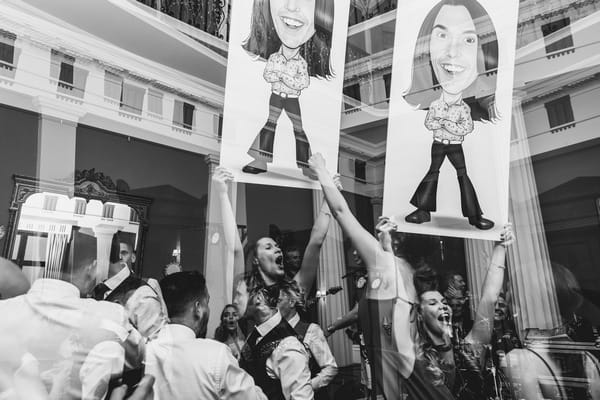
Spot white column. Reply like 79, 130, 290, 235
505, 92, 561, 334
464, 238, 493, 320
93, 225, 120, 282
313, 192, 353, 366
33, 97, 84, 185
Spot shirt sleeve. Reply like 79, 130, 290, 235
280, 58, 310, 91
424, 102, 442, 131
218, 347, 267, 400
266, 337, 314, 400
80, 341, 124, 400
441, 103, 474, 136
126, 286, 167, 339
263, 54, 280, 83
306, 324, 338, 390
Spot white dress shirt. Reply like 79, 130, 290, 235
0, 279, 137, 400
146, 324, 266, 400
288, 313, 338, 390
254, 312, 314, 400
103, 267, 167, 339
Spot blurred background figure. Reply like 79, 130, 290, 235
214, 304, 246, 360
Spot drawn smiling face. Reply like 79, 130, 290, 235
270, 0, 316, 51
429, 5, 479, 96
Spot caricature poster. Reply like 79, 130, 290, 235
220, 0, 351, 189
383, 0, 519, 240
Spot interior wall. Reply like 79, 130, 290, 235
0, 104, 39, 251
75, 125, 209, 279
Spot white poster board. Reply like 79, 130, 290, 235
383, 0, 519, 240
220, 0, 350, 189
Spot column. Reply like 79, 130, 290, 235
93, 225, 120, 282
465, 93, 561, 337
506, 92, 561, 335
464, 239, 493, 319
203, 154, 235, 338
313, 192, 353, 366
370, 196, 383, 225
33, 97, 84, 186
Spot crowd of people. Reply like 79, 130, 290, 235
0, 151, 524, 400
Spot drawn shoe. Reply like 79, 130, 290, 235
405, 209, 431, 224
468, 216, 494, 230
242, 160, 267, 174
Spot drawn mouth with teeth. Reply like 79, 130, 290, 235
281, 16, 304, 29
441, 63, 465, 75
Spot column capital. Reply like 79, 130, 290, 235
370, 196, 383, 206
204, 153, 220, 172
33, 96, 86, 124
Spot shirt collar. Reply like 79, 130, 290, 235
255, 310, 282, 337
28, 278, 80, 299
157, 323, 197, 341
105, 265, 131, 290
288, 312, 300, 328
278, 46, 300, 61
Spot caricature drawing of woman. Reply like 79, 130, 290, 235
404, 0, 499, 230
241, 0, 334, 177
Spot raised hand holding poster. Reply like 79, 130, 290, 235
220, 0, 350, 188
383, 0, 519, 240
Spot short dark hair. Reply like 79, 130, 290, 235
248, 283, 280, 310
160, 271, 208, 319
70, 230, 97, 273
242, 0, 335, 79
403, 0, 499, 121
109, 231, 135, 264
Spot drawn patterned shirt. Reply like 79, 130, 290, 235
263, 47, 309, 98
424, 97, 474, 143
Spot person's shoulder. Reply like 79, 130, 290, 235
277, 335, 306, 353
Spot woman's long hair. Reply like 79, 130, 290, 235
414, 264, 447, 386
242, 0, 335, 79
403, 0, 499, 121
214, 304, 244, 343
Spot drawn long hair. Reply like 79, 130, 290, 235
242, 0, 335, 79
403, 0, 499, 121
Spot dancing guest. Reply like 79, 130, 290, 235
214, 304, 246, 360
0, 233, 143, 400
309, 152, 513, 399
92, 232, 167, 339
309, 153, 414, 399
212, 166, 330, 316
146, 272, 266, 400
240, 284, 313, 400
278, 280, 338, 399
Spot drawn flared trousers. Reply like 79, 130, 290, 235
410, 142, 483, 218
246, 93, 312, 165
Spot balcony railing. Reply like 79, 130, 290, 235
137, 0, 228, 40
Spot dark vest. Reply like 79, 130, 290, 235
239, 318, 298, 400
105, 274, 149, 306
293, 320, 321, 379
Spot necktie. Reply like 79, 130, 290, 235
246, 328, 260, 347
92, 283, 110, 300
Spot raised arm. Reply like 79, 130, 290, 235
466, 225, 513, 346
308, 154, 384, 271
325, 303, 359, 337
212, 167, 245, 280
294, 200, 331, 295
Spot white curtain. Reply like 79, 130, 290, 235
44, 233, 69, 280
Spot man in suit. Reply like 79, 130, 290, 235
93, 232, 166, 339
240, 284, 314, 400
